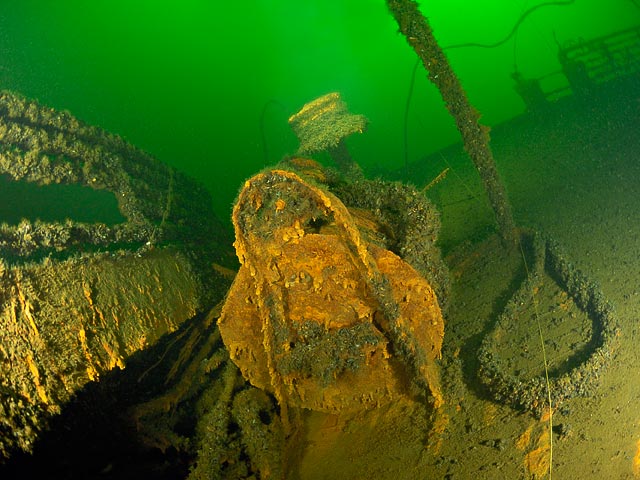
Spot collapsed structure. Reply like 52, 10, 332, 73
0, 91, 232, 460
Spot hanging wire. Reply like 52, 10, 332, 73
402, 0, 576, 167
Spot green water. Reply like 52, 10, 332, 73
0, 0, 636, 222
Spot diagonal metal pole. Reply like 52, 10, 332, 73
387, 0, 516, 244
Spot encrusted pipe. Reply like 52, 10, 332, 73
387, 0, 516, 244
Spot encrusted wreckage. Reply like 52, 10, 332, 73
0, 91, 231, 460
127, 156, 450, 480
219, 159, 448, 423
0, 89, 450, 479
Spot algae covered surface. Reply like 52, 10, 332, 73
0, 2, 638, 478
0, 46, 638, 480
397, 78, 640, 479
257, 78, 640, 479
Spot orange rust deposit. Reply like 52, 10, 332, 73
218, 168, 445, 416
274, 198, 286, 212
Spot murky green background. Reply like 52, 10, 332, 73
0, 0, 635, 221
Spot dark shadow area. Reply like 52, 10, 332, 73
0, 312, 215, 480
